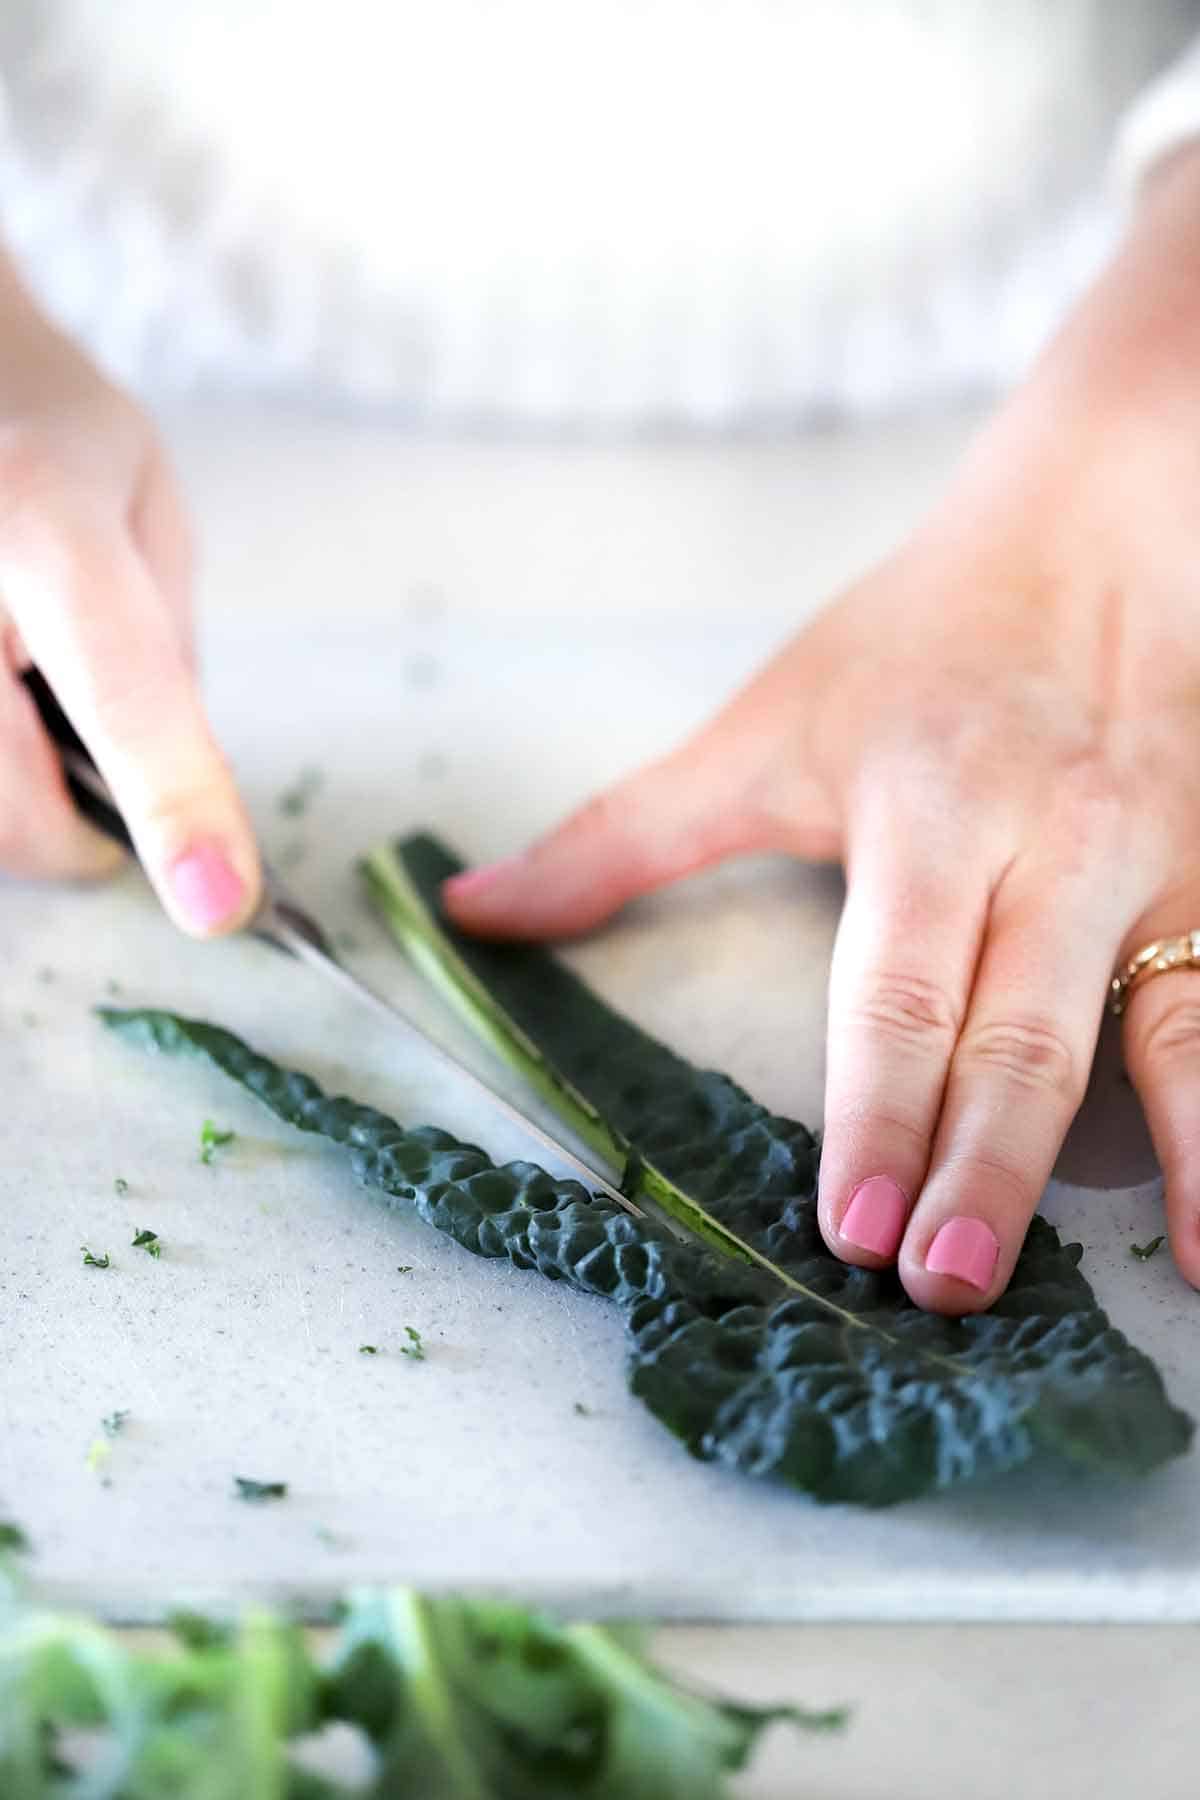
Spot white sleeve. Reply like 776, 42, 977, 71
1112, 33, 1200, 205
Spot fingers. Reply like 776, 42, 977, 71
0, 497, 260, 936
816, 798, 991, 1273
1122, 923, 1200, 1289
894, 864, 1130, 1313
0, 664, 124, 878
443, 681, 840, 939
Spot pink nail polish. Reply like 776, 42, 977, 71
839, 1175, 909, 1257
442, 857, 520, 902
169, 843, 245, 931
925, 1217, 1000, 1292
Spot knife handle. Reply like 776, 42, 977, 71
21, 666, 136, 853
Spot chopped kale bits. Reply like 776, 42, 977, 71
233, 1477, 288, 1503
199, 1119, 235, 1165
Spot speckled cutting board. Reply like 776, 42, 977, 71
2, 598, 1197, 1624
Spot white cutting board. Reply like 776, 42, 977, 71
1, 412, 1196, 1623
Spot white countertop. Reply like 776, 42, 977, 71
2, 406, 1196, 1793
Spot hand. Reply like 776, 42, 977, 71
443, 146, 1200, 1311
0, 253, 259, 933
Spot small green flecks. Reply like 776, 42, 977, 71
396, 1265, 413, 1275
131, 1228, 161, 1258
278, 767, 323, 818
114, 1177, 129, 1197
199, 1120, 235, 1165
358, 1344, 379, 1356
233, 1477, 287, 1503
101, 1410, 129, 1439
81, 1247, 111, 1269
0, 1521, 30, 1554
85, 1438, 113, 1483
573, 1402, 592, 1418
1130, 1236, 1166, 1262
400, 1326, 425, 1362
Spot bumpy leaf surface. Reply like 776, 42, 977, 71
101, 955, 1192, 1507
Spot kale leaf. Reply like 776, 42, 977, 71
0, 1587, 820, 1797
100, 984, 1192, 1506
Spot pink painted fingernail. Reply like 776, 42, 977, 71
925, 1217, 1000, 1292
839, 1175, 909, 1257
442, 858, 521, 902
168, 843, 245, 932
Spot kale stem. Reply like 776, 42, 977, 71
387, 1590, 489, 1800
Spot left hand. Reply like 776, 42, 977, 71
440, 145, 1200, 1314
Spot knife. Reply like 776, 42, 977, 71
22, 667, 646, 1221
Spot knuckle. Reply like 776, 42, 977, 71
846, 971, 963, 1053
938, 1147, 1030, 1213
1136, 1000, 1200, 1072
134, 779, 224, 845
958, 1014, 1082, 1101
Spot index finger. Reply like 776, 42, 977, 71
0, 495, 260, 934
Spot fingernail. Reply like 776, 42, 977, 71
839, 1175, 909, 1257
442, 857, 521, 903
925, 1217, 1000, 1292
168, 843, 245, 932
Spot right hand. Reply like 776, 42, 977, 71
0, 256, 259, 934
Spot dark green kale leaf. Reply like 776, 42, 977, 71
80, 1247, 110, 1270
1130, 1236, 1165, 1262
131, 1228, 161, 1258
100, 987, 1193, 1508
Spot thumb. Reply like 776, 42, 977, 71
443, 703, 839, 940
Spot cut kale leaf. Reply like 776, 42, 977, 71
100, 993, 1193, 1507
233, 1477, 288, 1503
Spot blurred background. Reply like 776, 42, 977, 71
1, 0, 1197, 431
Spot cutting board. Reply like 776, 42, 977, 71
1, 415, 1196, 1624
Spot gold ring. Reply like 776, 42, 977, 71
1109, 931, 1200, 1016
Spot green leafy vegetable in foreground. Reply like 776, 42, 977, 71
79, 1247, 109, 1270
100, 982, 1193, 1508
0, 1584, 832, 1799
131, 1227, 161, 1258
